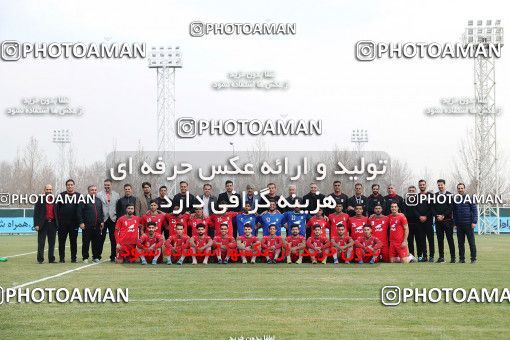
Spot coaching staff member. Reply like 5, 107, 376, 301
417, 180, 434, 262
78, 185, 104, 263
34, 184, 58, 264
116, 183, 141, 217
97, 179, 120, 262
453, 183, 478, 264
56, 179, 81, 263
432, 179, 455, 263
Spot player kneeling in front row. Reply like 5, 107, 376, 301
307, 224, 330, 264
262, 224, 283, 264
190, 223, 213, 265
137, 221, 164, 265
237, 222, 260, 264
330, 222, 354, 264
214, 222, 236, 264
164, 223, 190, 265
285, 223, 306, 264
354, 225, 382, 264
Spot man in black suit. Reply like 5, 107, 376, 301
33, 184, 58, 264
56, 179, 82, 263
78, 185, 104, 263
172, 181, 200, 213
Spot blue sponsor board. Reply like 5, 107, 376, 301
0, 218, 34, 233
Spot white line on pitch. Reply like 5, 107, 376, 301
3, 241, 111, 258
131, 297, 376, 302
11, 260, 107, 289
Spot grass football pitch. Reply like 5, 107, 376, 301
0, 234, 509, 339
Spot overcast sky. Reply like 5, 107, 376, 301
0, 0, 508, 181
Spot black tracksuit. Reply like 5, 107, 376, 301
432, 191, 455, 260
384, 194, 404, 215
173, 192, 201, 213
56, 191, 81, 262
366, 194, 386, 216
346, 195, 367, 217
326, 192, 349, 215
78, 198, 104, 260
33, 197, 58, 263
404, 199, 421, 257
414, 192, 435, 259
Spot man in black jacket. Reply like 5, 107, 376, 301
433, 179, 455, 263
33, 184, 58, 264
116, 184, 141, 218
384, 184, 404, 215
453, 183, 478, 263
346, 183, 367, 217
173, 180, 200, 213
327, 181, 349, 216
303, 182, 326, 214
417, 180, 435, 262
216, 180, 241, 212
403, 185, 420, 258
78, 185, 104, 263
366, 183, 386, 216
56, 179, 81, 263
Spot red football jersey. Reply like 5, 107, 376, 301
369, 215, 390, 247
328, 212, 350, 238
188, 216, 212, 237
237, 235, 259, 248
355, 235, 382, 251
115, 215, 141, 245
211, 212, 239, 238
307, 216, 329, 238
166, 234, 190, 249
285, 235, 306, 248
166, 213, 189, 237
389, 213, 408, 244
306, 235, 330, 249
262, 236, 283, 250
141, 213, 166, 234
137, 232, 164, 249
331, 235, 352, 247
213, 235, 236, 249
348, 216, 368, 239
191, 235, 212, 248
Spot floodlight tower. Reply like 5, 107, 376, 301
463, 20, 503, 234
52, 129, 71, 192
148, 46, 182, 193
351, 129, 368, 152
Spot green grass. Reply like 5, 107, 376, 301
0, 235, 509, 339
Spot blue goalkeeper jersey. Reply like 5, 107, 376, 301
235, 213, 258, 236
257, 212, 285, 236
282, 211, 310, 236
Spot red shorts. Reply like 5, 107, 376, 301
117, 244, 137, 262
380, 246, 390, 262
389, 242, 409, 259
354, 248, 380, 262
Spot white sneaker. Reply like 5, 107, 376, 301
83, 259, 88, 264
93, 259, 100, 263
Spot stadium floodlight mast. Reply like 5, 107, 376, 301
463, 20, 503, 234
52, 129, 71, 192
351, 129, 368, 152
148, 46, 182, 193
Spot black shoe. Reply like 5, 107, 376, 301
59, 259, 65, 263
437, 257, 445, 263
71, 259, 77, 263
38, 261, 44, 264
428, 257, 434, 263
450, 258, 456, 263
459, 259, 465, 263
471, 259, 477, 264
49, 261, 57, 264
110, 258, 115, 263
